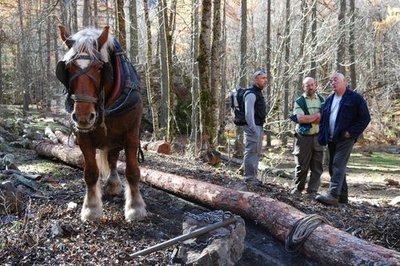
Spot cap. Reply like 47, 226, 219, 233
253, 70, 266, 79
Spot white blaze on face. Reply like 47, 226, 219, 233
75, 53, 91, 68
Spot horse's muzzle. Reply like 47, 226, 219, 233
71, 110, 97, 132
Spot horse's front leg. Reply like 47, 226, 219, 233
80, 146, 103, 221
124, 144, 147, 222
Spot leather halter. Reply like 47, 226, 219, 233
68, 54, 104, 104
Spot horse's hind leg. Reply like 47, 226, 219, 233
104, 148, 122, 196
124, 145, 147, 222
80, 146, 103, 221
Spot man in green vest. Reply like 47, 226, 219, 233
290, 77, 324, 196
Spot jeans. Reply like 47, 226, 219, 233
243, 125, 263, 180
327, 138, 355, 198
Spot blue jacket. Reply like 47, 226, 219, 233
318, 87, 371, 146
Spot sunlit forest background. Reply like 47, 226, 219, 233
0, 0, 399, 154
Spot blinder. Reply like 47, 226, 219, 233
56, 60, 69, 89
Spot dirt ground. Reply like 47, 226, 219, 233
0, 106, 399, 265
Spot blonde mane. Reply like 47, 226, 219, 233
63, 28, 115, 63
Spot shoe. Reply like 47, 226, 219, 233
244, 178, 262, 186
315, 192, 339, 206
290, 188, 302, 195
339, 196, 348, 204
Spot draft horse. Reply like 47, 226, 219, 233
56, 26, 146, 222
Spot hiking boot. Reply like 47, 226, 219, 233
315, 192, 339, 206
339, 196, 348, 204
290, 188, 302, 196
244, 178, 262, 186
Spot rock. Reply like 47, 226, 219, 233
172, 210, 246, 266
389, 196, 400, 206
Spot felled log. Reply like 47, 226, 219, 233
35, 141, 84, 168
34, 141, 400, 265
142, 140, 172, 155
54, 130, 76, 146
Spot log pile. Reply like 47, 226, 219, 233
34, 140, 400, 266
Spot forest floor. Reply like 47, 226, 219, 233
0, 105, 399, 265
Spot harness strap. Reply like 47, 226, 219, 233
70, 94, 98, 103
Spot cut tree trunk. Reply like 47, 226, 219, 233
142, 140, 172, 155
34, 141, 400, 266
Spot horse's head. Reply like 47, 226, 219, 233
56, 26, 113, 132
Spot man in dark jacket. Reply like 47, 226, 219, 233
316, 72, 370, 206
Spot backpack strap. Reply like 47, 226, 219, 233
295, 95, 309, 115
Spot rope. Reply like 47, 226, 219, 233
285, 214, 330, 252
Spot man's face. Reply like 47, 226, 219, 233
303, 78, 316, 97
330, 74, 346, 94
255, 74, 268, 89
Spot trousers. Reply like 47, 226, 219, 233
293, 133, 323, 192
243, 125, 263, 180
327, 138, 355, 197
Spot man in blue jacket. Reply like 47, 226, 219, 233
316, 72, 370, 206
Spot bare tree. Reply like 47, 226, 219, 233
265, 0, 272, 147
115, 0, 127, 50
143, 0, 160, 139
198, 0, 214, 151
211, 0, 222, 146
129, 0, 139, 64
349, 0, 356, 89
190, 0, 200, 151
337, 0, 346, 74
281, 0, 291, 146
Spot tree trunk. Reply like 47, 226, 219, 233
337, 0, 346, 74
189, 0, 200, 154
129, 0, 138, 64
198, 0, 214, 151
82, 0, 90, 27
34, 142, 400, 266
281, 0, 291, 146
265, 0, 272, 147
143, 0, 160, 139
297, 0, 308, 94
217, 0, 227, 147
115, 0, 127, 50
239, 0, 247, 88
309, 0, 317, 78
349, 0, 356, 89
211, 0, 222, 147
158, 0, 169, 130
166, 0, 176, 143
234, 0, 247, 157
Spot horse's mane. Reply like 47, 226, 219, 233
63, 28, 115, 63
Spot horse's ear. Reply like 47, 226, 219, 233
97, 26, 110, 50
59, 25, 74, 49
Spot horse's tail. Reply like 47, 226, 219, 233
97, 149, 110, 179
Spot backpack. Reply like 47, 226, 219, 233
231, 87, 248, 126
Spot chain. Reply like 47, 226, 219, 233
182, 210, 235, 249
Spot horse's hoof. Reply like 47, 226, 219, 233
81, 206, 103, 221
125, 207, 147, 222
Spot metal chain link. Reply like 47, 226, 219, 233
182, 210, 235, 249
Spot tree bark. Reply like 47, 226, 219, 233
337, 0, 346, 74
349, 0, 357, 89
198, 0, 214, 150
34, 141, 400, 266
143, 0, 160, 139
